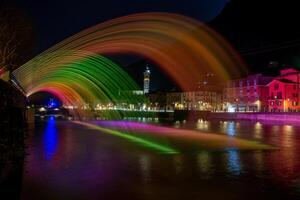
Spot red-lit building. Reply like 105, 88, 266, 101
268, 69, 300, 112
223, 74, 273, 112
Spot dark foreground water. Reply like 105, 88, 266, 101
21, 118, 300, 200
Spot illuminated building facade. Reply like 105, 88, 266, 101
166, 72, 223, 111
166, 92, 182, 111
268, 69, 300, 112
223, 74, 273, 112
181, 91, 222, 111
166, 90, 222, 111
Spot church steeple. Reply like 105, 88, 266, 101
143, 64, 150, 94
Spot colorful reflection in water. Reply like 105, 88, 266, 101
90, 120, 272, 150
220, 121, 236, 136
197, 151, 213, 178
196, 119, 210, 131
173, 155, 184, 175
74, 121, 179, 154
254, 122, 263, 139
226, 149, 241, 175
22, 120, 300, 199
43, 116, 58, 160
139, 155, 151, 183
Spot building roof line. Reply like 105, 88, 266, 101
267, 78, 300, 85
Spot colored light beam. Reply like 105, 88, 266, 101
91, 120, 275, 150
13, 12, 246, 114
74, 121, 179, 154
13, 51, 145, 118
44, 12, 246, 89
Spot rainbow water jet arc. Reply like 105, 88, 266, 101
13, 12, 246, 104
13, 51, 144, 118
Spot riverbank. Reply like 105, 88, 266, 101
209, 112, 300, 123
173, 110, 300, 123
0, 80, 26, 198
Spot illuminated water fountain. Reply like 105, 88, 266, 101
12, 13, 272, 151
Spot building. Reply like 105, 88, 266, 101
146, 92, 167, 110
268, 69, 300, 112
165, 90, 222, 111
166, 92, 182, 110
268, 79, 300, 112
143, 65, 150, 94
181, 90, 222, 111
165, 72, 223, 112
277, 68, 300, 83
223, 74, 273, 112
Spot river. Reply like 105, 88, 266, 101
21, 118, 300, 199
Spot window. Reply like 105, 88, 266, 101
274, 84, 279, 90
277, 92, 282, 99
276, 101, 281, 106
294, 85, 297, 90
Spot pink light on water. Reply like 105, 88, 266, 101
89, 121, 274, 150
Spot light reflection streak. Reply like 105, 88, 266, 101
43, 116, 58, 160
197, 151, 213, 177
282, 125, 295, 148
227, 122, 236, 136
93, 120, 273, 150
196, 119, 210, 131
74, 121, 179, 154
254, 122, 263, 139
220, 121, 236, 136
139, 155, 151, 183
253, 150, 264, 173
226, 149, 242, 175
173, 155, 184, 174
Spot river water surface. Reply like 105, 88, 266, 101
21, 118, 300, 199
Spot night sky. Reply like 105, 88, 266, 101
10, 0, 300, 92
210, 0, 300, 75
14, 0, 229, 53
12, 0, 229, 92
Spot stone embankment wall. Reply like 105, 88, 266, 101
0, 79, 26, 198
209, 112, 300, 123
173, 110, 300, 123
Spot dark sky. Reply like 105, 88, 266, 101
14, 0, 229, 53
11, 0, 300, 92
210, 0, 300, 75
12, 0, 229, 92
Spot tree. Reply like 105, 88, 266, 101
0, 3, 34, 75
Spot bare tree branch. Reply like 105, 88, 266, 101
0, 3, 35, 74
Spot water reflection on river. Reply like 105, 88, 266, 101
21, 118, 300, 199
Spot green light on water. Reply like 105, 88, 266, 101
74, 121, 179, 154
